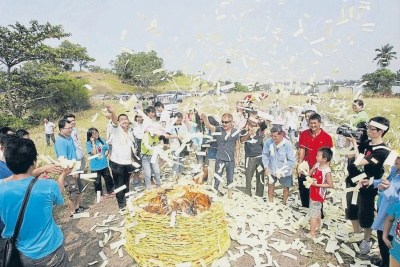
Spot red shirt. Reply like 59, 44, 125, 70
299, 128, 333, 168
310, 164, 331, 202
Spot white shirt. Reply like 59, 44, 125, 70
284, 111, 298, 131
166, 124, 189, 149
159, 110, 171, 130
44, 122, 55, 135
71, 127, 84, 160
133, 122, 144, 140
106, 120, 113, 142
233, 111, 246, 129
110, 125, 135, 165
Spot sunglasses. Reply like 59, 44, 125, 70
221, 120, 231, 124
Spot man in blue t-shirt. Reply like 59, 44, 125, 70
0, 137, 71, 266
55, 119, 84, 217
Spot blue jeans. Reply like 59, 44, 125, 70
20, 245, 70, 267
172, 155, 185, 176
142, 155, 161, 189
214, 159, 235, 190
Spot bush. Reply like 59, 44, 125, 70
0, 116, 30, 130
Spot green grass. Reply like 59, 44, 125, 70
69, 72, 139, 95
69, 72, 212, 95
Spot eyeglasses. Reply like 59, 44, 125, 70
221, 120, 231, 124
367, 126, 379, 131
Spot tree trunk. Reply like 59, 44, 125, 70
5, 66, 17, 115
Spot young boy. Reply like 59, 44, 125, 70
305, 147, 333, 238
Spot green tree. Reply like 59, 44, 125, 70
112, 50, 164, 89
361, 68, 396, 94
0, 20, 70, 114
234, 82, 248, 92
373, 44, 397, 68
56, 40, 95, 71
0, 61, 90, 121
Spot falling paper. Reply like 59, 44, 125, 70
114, 185, 127, 194
84, 84, 93, 90
91, 113, 99, 122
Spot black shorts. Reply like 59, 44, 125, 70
345, 182, 359, 220
357, 187, 377, 228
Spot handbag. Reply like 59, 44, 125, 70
0, 178, 38, 267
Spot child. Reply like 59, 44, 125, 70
304, 147, 333, 238
375, 150, 400, 267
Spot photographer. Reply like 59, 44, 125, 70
343, 122, 369, 235
346, 116, 390, 255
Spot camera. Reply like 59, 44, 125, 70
336, 125, 366, 143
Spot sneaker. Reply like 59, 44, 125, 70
118, 208, 127, 215
359, 239, 371, 255
75, 207, 85, 213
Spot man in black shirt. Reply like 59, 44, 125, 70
240, 113, 265, 197
347, 116, 390, 255
201, 113, 240, 198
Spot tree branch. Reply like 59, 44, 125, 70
25, 90, 59, 104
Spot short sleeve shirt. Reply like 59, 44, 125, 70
0, 177, 64, 259
54, 134, 78, 160
86, 138, 109, 171
44, 122, 55, 134
240, 129, 264, 157
215, 126, 240, 161
166, 124, 189, 149
299, 129, 333, 168
361, 141, 390, 180
109, 125, 135, 165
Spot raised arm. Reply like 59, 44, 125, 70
106, 105, 118, 126
201, 113, 216, 133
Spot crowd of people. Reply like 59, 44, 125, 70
0, 95, 399, 267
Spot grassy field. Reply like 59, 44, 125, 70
29, 88, 400, 161
68, 71, 212, 96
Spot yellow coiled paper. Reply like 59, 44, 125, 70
124, 187, 230, 267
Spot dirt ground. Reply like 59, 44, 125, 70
55, 158, 381, 267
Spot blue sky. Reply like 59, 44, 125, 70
1, 0, 399, 83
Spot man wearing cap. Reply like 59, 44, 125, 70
297, 113, 333, 208
240, 112, 265, 197
347, 116, 391, 255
